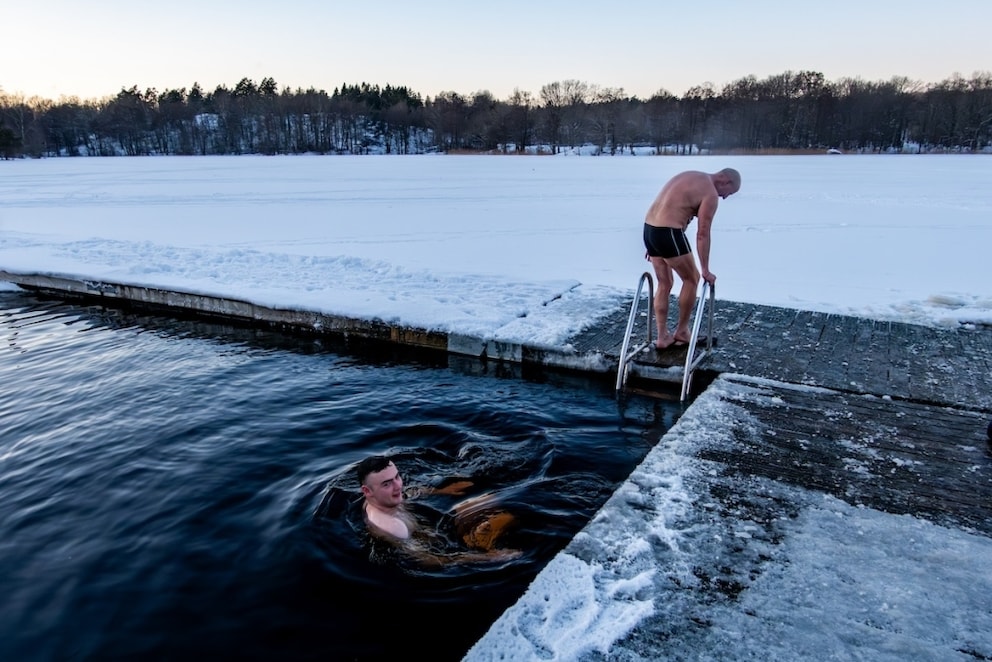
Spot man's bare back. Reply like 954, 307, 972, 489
644, 170, 720, 230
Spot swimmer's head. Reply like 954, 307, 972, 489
356, 455, 393, 486
357, 456, 404, 512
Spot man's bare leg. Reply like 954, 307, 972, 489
664, 254, 701, 343
649, 257, 676, 348
452, 492, 520, 558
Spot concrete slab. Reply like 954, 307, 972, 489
465, 374, 992, 661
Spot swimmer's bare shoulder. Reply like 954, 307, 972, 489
364, 502, 414, 540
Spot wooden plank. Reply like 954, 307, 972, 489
705, 378, 992, 535
814, 313, 864, 386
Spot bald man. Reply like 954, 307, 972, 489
642, 168, 741, 348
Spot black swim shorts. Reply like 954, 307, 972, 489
643, 223, 692, 258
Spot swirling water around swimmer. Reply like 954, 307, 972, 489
0, 291, 679, 660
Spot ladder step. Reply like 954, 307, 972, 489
620, 382, 684, 401
628, 361, 684, 383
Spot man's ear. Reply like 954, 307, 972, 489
360, 484, 371, 497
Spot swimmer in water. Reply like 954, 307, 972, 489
356, 455, 520, 564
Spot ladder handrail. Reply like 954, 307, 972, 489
615, 272, 654, 391
679, 281, 716, 401
616, 274, 716, 401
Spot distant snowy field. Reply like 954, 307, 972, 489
1, 154, 990, 343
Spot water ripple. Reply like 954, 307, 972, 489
0, 291, 677, 661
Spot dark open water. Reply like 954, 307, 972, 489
0, 290, 681, 661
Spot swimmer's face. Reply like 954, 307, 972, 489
361, 461, 404, 508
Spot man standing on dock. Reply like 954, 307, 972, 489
642, 168, 741, 349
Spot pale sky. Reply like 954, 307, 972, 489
3, 0, 990, 102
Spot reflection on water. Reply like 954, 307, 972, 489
0, 291, 680, 661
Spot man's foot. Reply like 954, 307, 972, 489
672, 334, 708, 347
668, 326, 694, 347
653, 335, 676, 350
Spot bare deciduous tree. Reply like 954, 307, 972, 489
3, 70, 990, 158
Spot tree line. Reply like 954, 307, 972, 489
1, 70, 990, 159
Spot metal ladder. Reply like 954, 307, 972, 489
615, 274, 716, 402
614, 272, 655, 393
679, 281, 716, 401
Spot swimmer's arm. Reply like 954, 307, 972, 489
405, 480, 474, 499
431, 480, 473, 495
